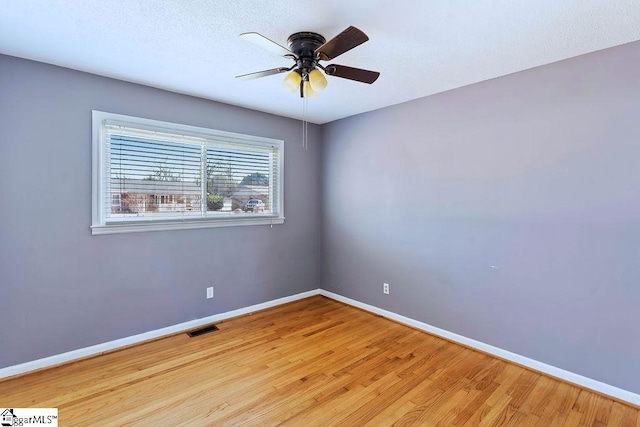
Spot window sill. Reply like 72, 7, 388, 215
91, 216, 285, 235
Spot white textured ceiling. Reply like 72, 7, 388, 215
1, 1, 640, 124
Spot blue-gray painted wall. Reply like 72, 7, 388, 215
322, 41, 640, 393
3, 40, 640, 395
0, 55, 321, 368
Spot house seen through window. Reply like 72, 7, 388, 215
92, 111, 284, 234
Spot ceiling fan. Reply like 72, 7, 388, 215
236, 26, 380, 97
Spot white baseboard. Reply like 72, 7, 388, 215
319, 290, 640, 407
2, 288, 638, 407
0, 289, 321, 380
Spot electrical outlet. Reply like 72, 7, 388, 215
207, 287, 214, 299
383, 283, 390, 295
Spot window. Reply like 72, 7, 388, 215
111, 194, 122, 213
92, 111, 284, 235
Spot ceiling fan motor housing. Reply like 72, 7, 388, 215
288, 32, 326, 76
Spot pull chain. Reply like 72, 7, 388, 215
302, 96, 308, 150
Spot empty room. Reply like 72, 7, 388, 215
1, 1, 640, 425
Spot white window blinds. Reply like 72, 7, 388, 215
92, 111, 284, 234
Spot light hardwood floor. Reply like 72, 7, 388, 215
1, 296, 638, 426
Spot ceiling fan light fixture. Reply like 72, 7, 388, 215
283, 70, 302, 92
308, 69, 327, 91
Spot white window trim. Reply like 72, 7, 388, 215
91, 111, 284, 235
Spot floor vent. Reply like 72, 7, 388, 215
187, 324, 219, 337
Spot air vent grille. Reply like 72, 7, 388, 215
187, 324, 219, 337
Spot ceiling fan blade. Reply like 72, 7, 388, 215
315, 26, 369, 61
240, 32, 293, 57
236, 67, 292, 81
324, 64, 380, 84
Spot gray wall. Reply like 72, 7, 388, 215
3, 38, 640, 395
322, 41, 640, 394
0, 55, 321, 368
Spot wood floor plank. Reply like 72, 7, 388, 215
365, 380, 441, 426
452, 380, 501, 426
0, 295, 637, 426
608, 401, 639, 427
